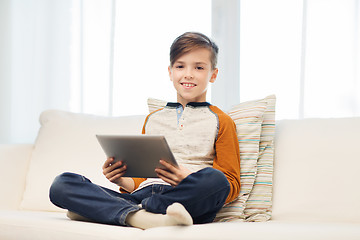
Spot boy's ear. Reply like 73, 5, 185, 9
210, 68, 218, 83
168, 66, 172, 81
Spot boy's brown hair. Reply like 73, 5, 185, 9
170, 32, 219, 70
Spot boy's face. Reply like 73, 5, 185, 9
168, 48, 218, 106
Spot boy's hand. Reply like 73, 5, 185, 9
102, 157, 127, 186
155, 160, 192, 186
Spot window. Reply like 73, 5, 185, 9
239, 0, 360, 119
4, 0, 359, 144
71, 0, 212, 116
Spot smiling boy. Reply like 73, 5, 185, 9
170, 47, 217, 105
50, 32, 240, 229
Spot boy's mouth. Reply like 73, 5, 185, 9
181, 83, 196, 88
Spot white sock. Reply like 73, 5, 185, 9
66, 211, 92, 222
126, 203, 193, 229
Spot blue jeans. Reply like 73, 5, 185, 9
49, 167, 230, 226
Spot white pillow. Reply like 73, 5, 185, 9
20, 110, 145, 212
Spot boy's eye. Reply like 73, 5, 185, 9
196, 66, 204, 70
176, 65, 184, 69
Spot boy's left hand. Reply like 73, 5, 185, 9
155, 160, 191, 187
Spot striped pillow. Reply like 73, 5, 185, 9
148, 98, 168, 113
215, 95, 276, 222
214, 98, 267, 221
242, 95, 276, 222
147, 95, 276, 222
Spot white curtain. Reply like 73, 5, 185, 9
239, 0, 360, 119
0, 0, 359, 144
302, 0, 360, 118
0, 0, 74, 143
0, 0, 211, 144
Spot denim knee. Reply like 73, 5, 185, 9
49, 172, 86, 208
196, 167, 230, 190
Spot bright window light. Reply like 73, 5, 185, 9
71, 0, 212, 116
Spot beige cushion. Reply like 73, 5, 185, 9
272, 117, 360, 223
0, 144, 33, 210
2, 210, 360, 240
143, 221, 360, 240
0, 210, 142, 240
20, 110, 145, 212
146, 95, 276, 222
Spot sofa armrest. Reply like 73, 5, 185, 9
0, 144, 33, 210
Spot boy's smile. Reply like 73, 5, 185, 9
181, 83, 196, 89
168, 48, 218, 107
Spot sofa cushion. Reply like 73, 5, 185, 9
147, 95, 276, 222
1, 210, 360, 240
272, 117, 360, 223
141, 221, 360, 240
20, 110, 145, 212
0, 144, 33, 210
0, 210, 142, 240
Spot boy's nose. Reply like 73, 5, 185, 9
184, 69, 194, 79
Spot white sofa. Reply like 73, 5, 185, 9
1, 109, 360, 240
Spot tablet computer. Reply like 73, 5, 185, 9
96, 135, 178, 178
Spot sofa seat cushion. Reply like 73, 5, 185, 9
141, 221, 360, 240
1, 210, 360, 240
0, 210, 142, 240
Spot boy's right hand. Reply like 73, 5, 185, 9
102, 157, 127, 186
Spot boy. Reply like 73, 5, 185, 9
50, 32, 240, 229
